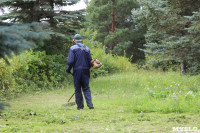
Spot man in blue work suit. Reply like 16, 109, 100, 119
66, 34, 94, 110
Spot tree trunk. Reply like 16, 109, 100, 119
49, 0, 56, 27
111, 3, 115, 32
181, 61, 186, 74
32, 0, 39, 22
110, 1, 116, 50
109, 43, 115, 50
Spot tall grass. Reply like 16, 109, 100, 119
90, 70, 200, 113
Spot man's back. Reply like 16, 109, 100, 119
68, 42, 92, 70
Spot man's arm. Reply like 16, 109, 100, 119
66, 48, 74, 73
87, 50, 94, 67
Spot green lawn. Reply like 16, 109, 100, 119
0, 71, 200, 132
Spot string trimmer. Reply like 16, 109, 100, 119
62, 72, 76, 107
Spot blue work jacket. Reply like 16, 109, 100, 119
67, 42, 93, 71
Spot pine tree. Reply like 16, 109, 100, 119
87, 0, 146, 61
39, 9, 87, 55
0, 0, 80, 24
0, 0, 86, 55
133, 0, 200, 73
0, 21, 50, 63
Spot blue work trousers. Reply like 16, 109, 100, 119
73, 69, 93, 109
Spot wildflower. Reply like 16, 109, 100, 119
119, 110, 122, 112
141, 111, 143, 114
178, 84, 180, 86
166, 88, 168, 89
173, 93, 177, 98
170, 85, 173, 87
63, 114, 65, 117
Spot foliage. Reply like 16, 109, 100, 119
37, 8, 87, 55
133, 0, 200, 74
0, 22, 50, 63
0, 0, 80, 24
86, 0, 146, 62
0, 50, 72, 98
0, 0, 86, 55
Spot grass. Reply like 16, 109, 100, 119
0, 70, 200, 132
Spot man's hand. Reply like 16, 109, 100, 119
66, 68, 71, 73
91, 60, 94, 67
66, 65, 72, 73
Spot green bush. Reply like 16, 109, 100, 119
0, 60, 16, 98
0, 50, 72, 98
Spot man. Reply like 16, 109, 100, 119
66, 34, 94, 110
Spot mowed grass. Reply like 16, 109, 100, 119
0, 70, 200, 132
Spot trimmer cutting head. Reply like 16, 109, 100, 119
62, 102, 76, 107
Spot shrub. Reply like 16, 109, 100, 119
0, 60, 17, 98
0, 50, 72, 98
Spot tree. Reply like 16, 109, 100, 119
0, 12, 50, 63
0, 0, 86, 55
87, 0, 146, 61
39, 9, 87, 55
133, 0, 200, 73
0, 0, 79, 24
0, 6, 50, 61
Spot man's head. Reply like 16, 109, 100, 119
74, 34, 82, 42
